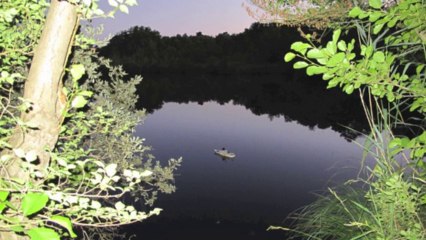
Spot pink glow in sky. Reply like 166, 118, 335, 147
94, 0, 255, 37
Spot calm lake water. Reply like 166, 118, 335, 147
125, 74, 369, 240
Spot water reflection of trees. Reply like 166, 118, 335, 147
137, 74, 369, 141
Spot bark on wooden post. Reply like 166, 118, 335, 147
0, 0, 78, 239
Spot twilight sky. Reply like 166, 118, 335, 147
94, 0, 256, 37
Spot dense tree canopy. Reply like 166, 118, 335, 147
100, 23, 306, 75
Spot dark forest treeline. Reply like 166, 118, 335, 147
100, 23, 305, 75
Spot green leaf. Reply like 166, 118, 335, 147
150, 208, 162, 215
306, 67, 316, 76
13, 148, 26, 159
70, 64, 85, 82
387, 17, 398, 27
416, 65, 424, 75
28, 227, 60, 240
361, 45, 373, 58
316, 58, 327, 65
326, 52, 346, 67
328, 78, 340, 88
348, 7, 363, 18
386, 92, 395, 102
125, 0, 138, 6
21, 193, 48, 216
105, 163, 117, 177
388, 138, 401, 148
322, 73, 334, 80
399, 137, 411, 147
358, 11, 369, 19
50, 215, 77, 238
25, 150, 38, 163
325, 42, 337, 55
91, 201, 102, 209
369, 0, 382, 9
373, 23, 385, 34
82, 0, 91, 6
108, 0, 118, 7
372, 51, 385, 62
344, 84, 354, 94
78, 90, 93, 97
119, 4, 129, 14
284, 52, 296, 62
290, 42, 311, 55
140, 170, 153, 177
115, 201, 125, 211
348, 39, 355, 52
0, 191, 9, 201
409, 98, 422, 112
337, 41, 347, 51
369, 11, 383, 22
332, 29, 341, 44
293, 61, 309, 69
71, 96, 88, 109
307, 48, 326, 59
62, 87, 69, 97
306, 66, 328, 76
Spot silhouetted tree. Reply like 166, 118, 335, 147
100, 23, 304, 75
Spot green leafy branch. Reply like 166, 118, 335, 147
284, 0, 425, 167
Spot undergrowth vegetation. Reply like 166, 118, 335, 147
0, 1, 180, 239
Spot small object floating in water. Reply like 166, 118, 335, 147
214, 149, 236, 159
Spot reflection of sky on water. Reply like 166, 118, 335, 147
136, 101, 364, 224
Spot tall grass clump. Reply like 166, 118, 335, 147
277, 174, 425, 239
271, 0, 426, 238
274, 98, 426, 239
